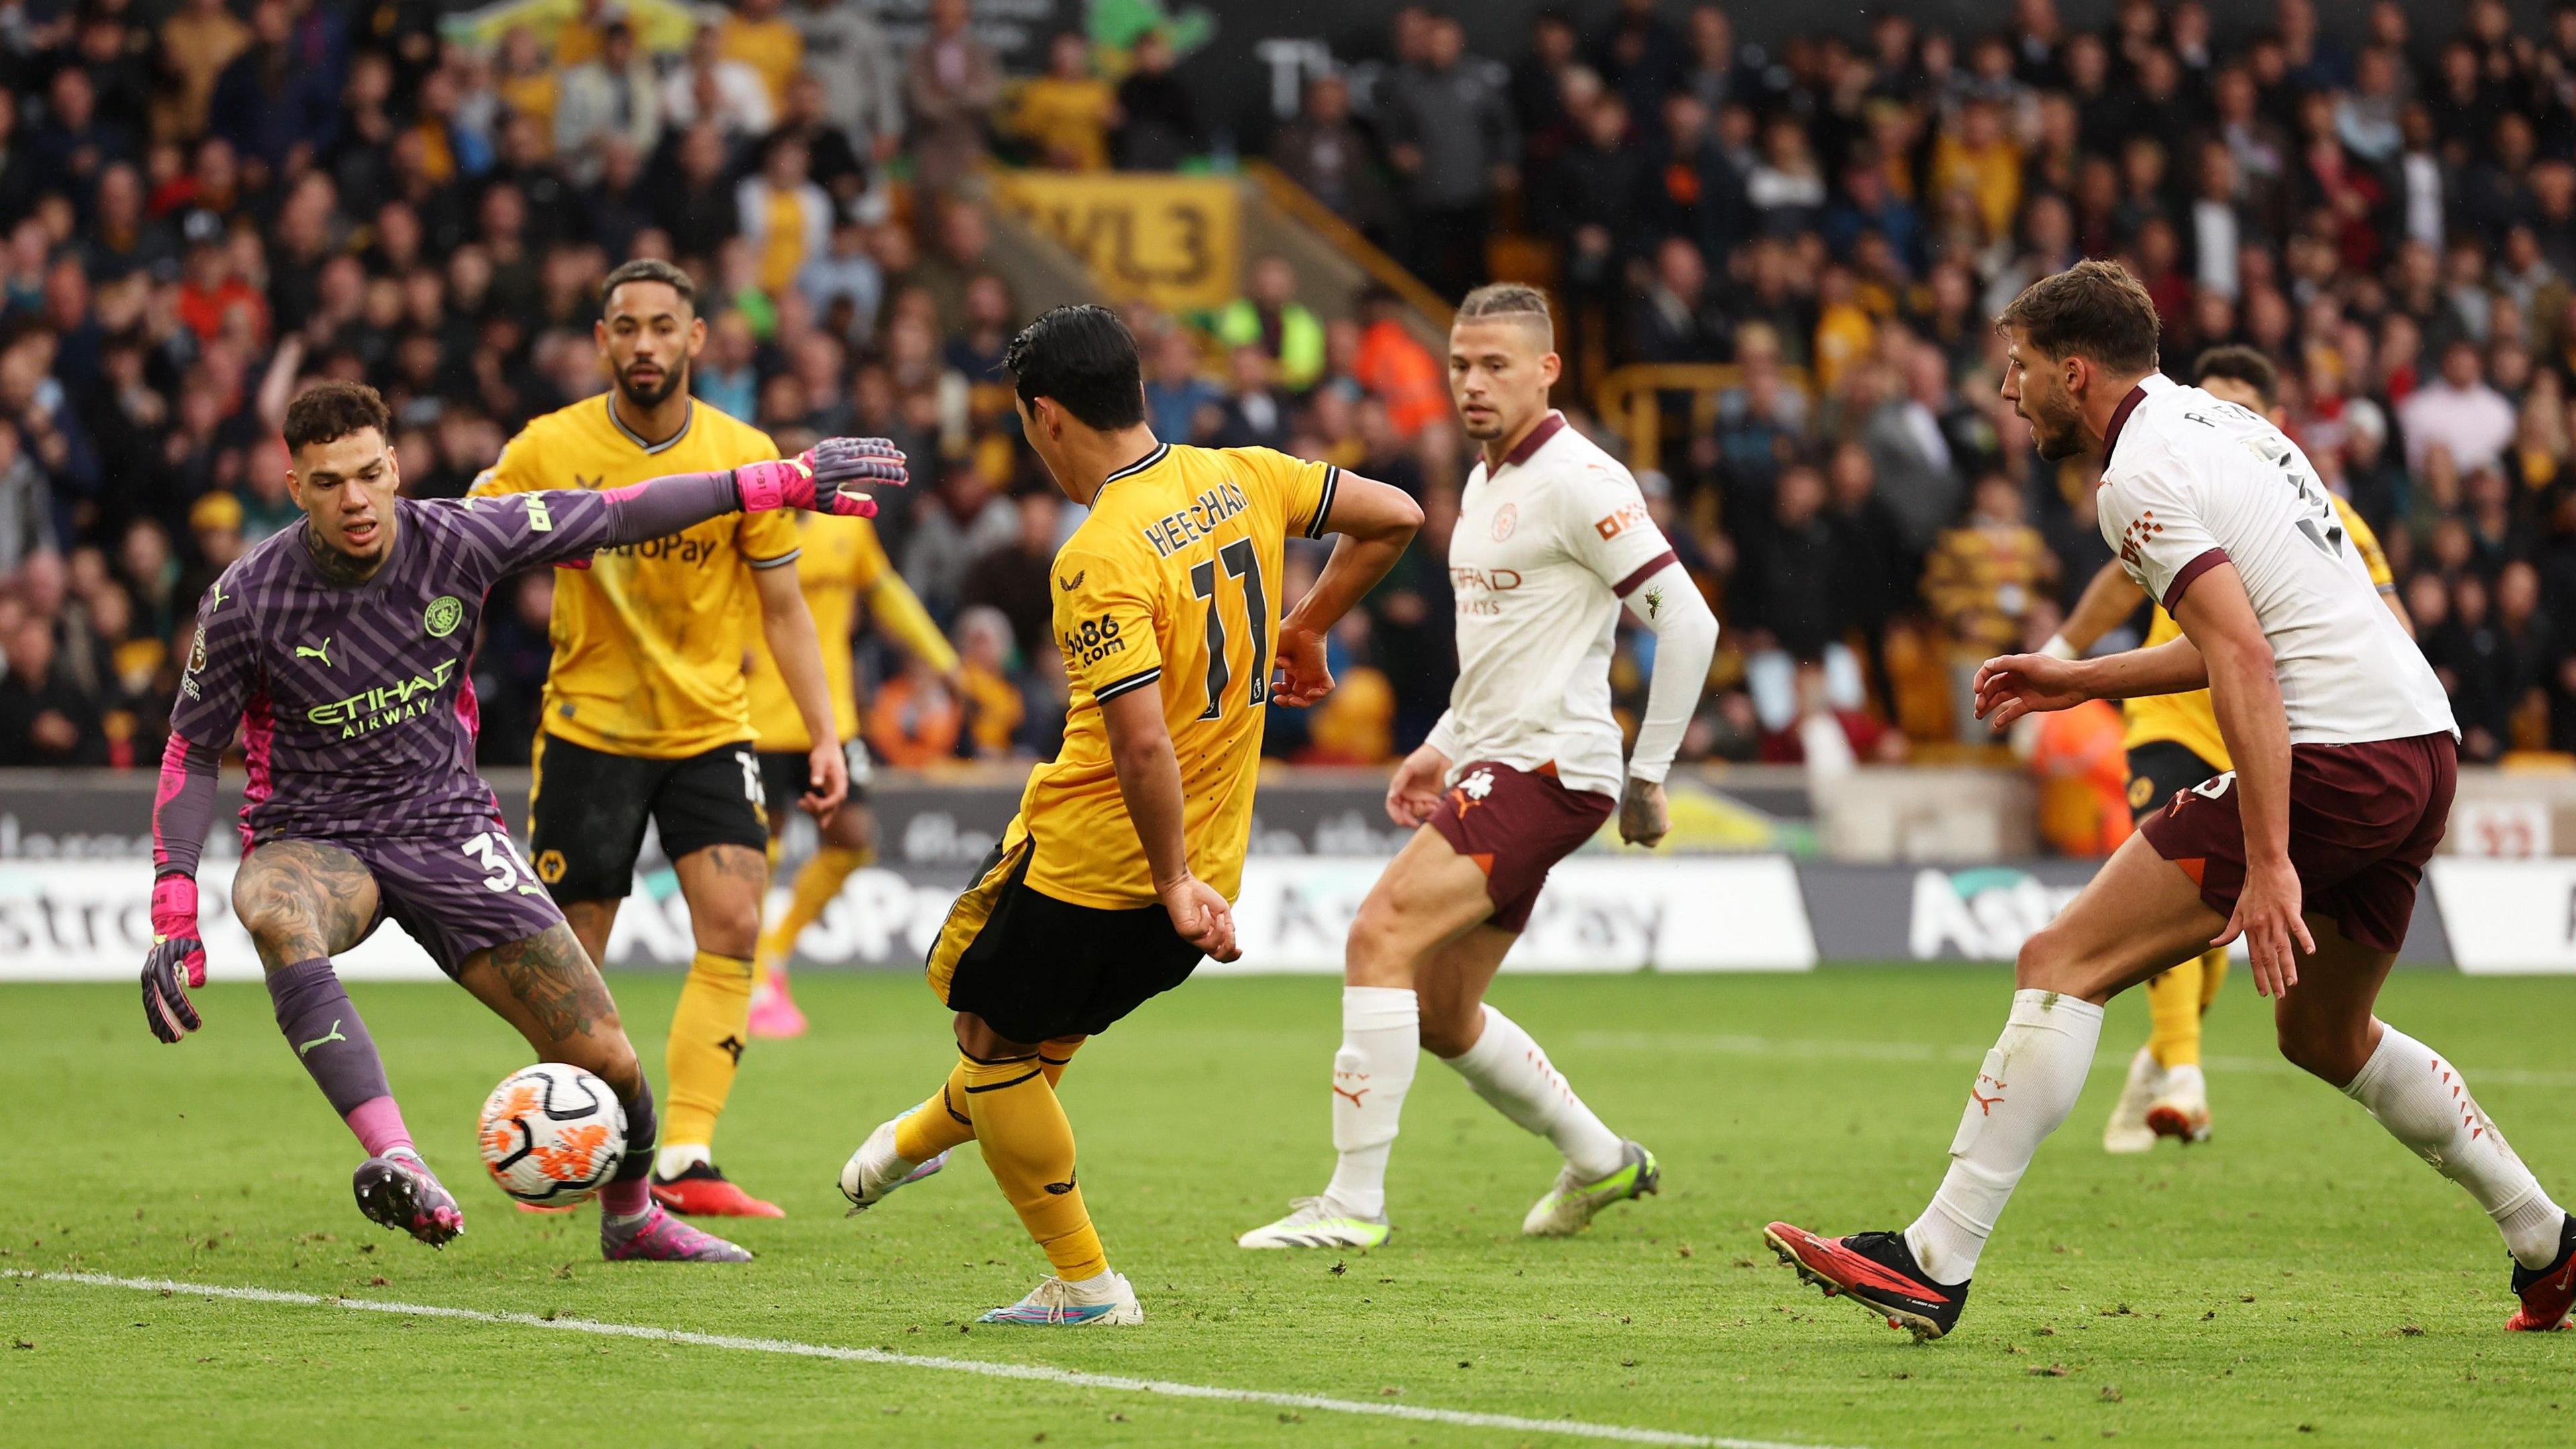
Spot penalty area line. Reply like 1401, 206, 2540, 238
9, 1270, 1855, 1449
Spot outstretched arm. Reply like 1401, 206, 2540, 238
465, 439, 912, 572
1272, 472, 1424, 706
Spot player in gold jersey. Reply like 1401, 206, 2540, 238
744, 508, 957, 1038
472, 260, 856, 1218
834, 305, 1422, 1325
2046, 346, 2412, 1153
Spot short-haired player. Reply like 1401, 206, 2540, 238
142, 381, 904, 1259
2045, 343, 2415, 1154
1238, 284, 1720, 1250
1765, 261, 2575, 1340
833, 306, 1424, 1324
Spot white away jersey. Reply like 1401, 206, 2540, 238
1430, 413, 1678, 795
2097, 374, 2453, 746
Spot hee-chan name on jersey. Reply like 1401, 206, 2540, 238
1140, 480, 1250, 559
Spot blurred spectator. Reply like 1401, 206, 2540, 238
867, 653, 962, 767
1215, 346, 1291, 450
792, 0, 903, 165
2400, 339, 2518, 473
716, 0, 804, 110
904, 453, 1018, 620
0, 608, 107, 766
1351, 289, 1447, 439
1377, 13, 1517, 300
156, 0, 253, 146
904, 0, 1002, 195
1924, 475, 2057, 741
1012, 32, 1116, 172
1144, 329, 1222, 443
959, 487, 1058, 662
1271, 72, 1395, 245
954, 604, 1026, 759
1216, 256, 1326, 392
662, 23, 774, 140
735, 137, 830, 297
554, 21, 661, 184
1113, 30, 1199, 172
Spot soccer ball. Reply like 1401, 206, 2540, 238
476, 1063, 627, 1205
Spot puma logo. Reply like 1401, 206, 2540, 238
1332, 1084, 1369, 1107
717, 1034, 745, 1065
1970, 1073, 2007, 1115
295, 638, 332, 666
1043, 1175, 1077, 1195
297, 1020, 347, 1057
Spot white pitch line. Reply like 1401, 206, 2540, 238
1570, 1031, 2576, 1089
9, 1270, 1854, 1449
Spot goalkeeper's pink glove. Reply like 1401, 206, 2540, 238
142, 873, 207, 1043
734, 437, 910, 518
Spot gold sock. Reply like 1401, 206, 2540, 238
757, 845, 869, 982
893, 1036, 1086, 1163
2196, 946, 2229, 1015
665, 949, 755, 1150
2145, 954, 2205, 1069
960, 1051, 1107, 1281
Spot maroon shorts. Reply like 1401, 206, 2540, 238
1426, 761, 1615, 932
2137, 732, 2456, 954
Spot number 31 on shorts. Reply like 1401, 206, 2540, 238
462, 830, 543, 895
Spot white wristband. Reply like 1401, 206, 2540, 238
2039, 633, 2080, 661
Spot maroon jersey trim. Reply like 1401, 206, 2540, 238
2161, 547, 2232, 612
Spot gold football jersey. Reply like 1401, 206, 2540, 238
472, 395, 797, 759
1002, 443, 1337, 909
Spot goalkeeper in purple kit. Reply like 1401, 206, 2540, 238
142, 381, 903, 1258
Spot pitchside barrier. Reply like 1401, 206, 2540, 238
0, 769, 2557, 980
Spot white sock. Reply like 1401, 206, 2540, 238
2343, 1024, 2567, 1269
1442, 1004, 1626, 1181
1324, 986, 1418, 1220
1904, 989, 2105, 1284
655, 1142, 710, 1179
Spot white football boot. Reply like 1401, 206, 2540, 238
978, 1269, 1144, 1326
1237, 1196, 1392, 1250
838, 1117, 951, 1214
2102, 1046, 2161, 1155
2145, 1063, 2212, 1144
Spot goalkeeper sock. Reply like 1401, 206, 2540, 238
1324, 986, 1419, 1220
268, 959, 411, 1157
601, 1079, 656, 1221
756, 845, 870, 981
895, 1036, 1082, 1163
661, 949, 754, 1167
962, 1050, 1108, 1281
1904, 989, 2104, 1283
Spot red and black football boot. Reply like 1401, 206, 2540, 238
649, 1161, 785, 1218
2507, 1214, 2576, 1332
1764, 1222, 1970, 1342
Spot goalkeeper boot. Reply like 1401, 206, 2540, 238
353, 1148, 463, 1248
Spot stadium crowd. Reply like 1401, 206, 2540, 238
3, 0, 2575, 793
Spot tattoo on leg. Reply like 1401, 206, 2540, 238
232, 841, 378, 971
698, 844, 769, 884
490, 924, 621, 1043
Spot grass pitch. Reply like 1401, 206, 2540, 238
3, 966, 2572, 1448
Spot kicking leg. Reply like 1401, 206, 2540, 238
841, 1033, 1085, 1214
1769, 831, 2222, 1338
948, 1014, 1139, 1326
1240, 826, 1494, 1248
653, 842, 778, 1214
460, 924, 750, 1262
2278, 919, 2575, 1329
233, 842, 461, 1246
1419, 926, 1656, 1236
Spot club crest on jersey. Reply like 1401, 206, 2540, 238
424, 595, 464, 637
1140, 479, 1250, 558
1491, 502, 1517, 541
